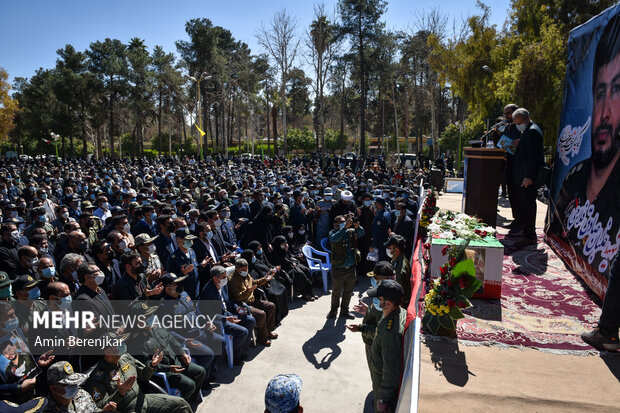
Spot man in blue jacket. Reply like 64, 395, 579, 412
372, 197, 391, 261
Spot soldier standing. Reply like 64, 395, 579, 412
367, 280, 406, 413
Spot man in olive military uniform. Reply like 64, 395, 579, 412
346, 261, 396, 370
367, 280, 406, 413
45, 360, 113, 412
83, 332, 192, 413
327, 214, 365, 320
0, 271, 15, 301
12, 275, 48, 334
126, 302, 206, 403
385, 235, 411, 309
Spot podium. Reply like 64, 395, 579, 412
462, 148, 505, 227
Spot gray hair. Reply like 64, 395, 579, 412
512, 108, 530, 121
59, 253, 84, 274
210, 265, 226, 278
234, 258, 248, 268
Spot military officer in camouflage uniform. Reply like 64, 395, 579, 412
84, 332, 192, 413
367, 280, 406, 413
327, 214, 365, 320
346, 261, 396, 370
45, 361, 114, 412
127, 302, 206, 403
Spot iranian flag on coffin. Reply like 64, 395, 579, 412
430, 236, 504, 299
545, 4, 620, 300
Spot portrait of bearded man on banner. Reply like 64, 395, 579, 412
549, 13, 620, 285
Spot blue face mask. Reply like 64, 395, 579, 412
146, 315, 155, 327
28, 287, 41, 300
39, 215, 48, 223
41, 266, 56, 279
373, 297, 382, 311
56, 295, 72, 311
364, 200, 373, 207
256, 249, 263, 255
183, 240, 193, 250
206, 232, 213, 241
150, 213, 157, 222
394, 210, 401, 217
252, 256, 256, 264
339, 222, 346, 230
2, 317, 18, 332
117, 343, 127, 355
370, 277, 378, 288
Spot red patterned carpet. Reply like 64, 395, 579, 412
450, 230, 603, 354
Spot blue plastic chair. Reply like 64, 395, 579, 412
302, 244, 332, 293
219, 321, 235, 369
320, 237, 331, 253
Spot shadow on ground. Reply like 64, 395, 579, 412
424, 335, 475, 387
602, 352, 620, 382
302, 317, 347, 369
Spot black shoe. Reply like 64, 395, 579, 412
339, 311, 355, 320
513, 236, 537, 248
326, 309, 338, 319
581, 328, 620, 351
233, 359, 244, 366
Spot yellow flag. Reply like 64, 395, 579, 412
194, 124, 206, 137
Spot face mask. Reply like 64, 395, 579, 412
60, 384, 79, 400
370, 277, 378, 288
71, 270, 78, 281
41, 266, 56, 279
240, 270, 248, 277
61, 212, 69, 220
2, 317, 18, 331
10, 231, 19, 242
122, 223, 131, 233
117, 343, 127, 355
10, 211, 18, 218
516, 123, 527, 132
256, 249, 263, 255
119, 241, 128, 251
280, 244, 287, 251
56, 295, 72, 311
287, 232, 294, 239
150, 213, 157, 222
183, 240, 193, 249
28, 287, 41, 300
147, 244, 156, 254
251, 256, 256, 264
386, 248, 394, 258
0, 286, 12, 299
339, 222, 346, 230
394, 210, 401, 217
93, 272, 105, 285
262, 200, 269, 206
325, 196, 332, 201
41, 193, 48, 200
218, 277, 228, 288
373, 297, 382, 311
298, 229, 305, 235
221, 211, 230, 219
214, 219, 222, 227
498, 125, 506, 133
364, 200, 372, 207
28, 257, 39, 268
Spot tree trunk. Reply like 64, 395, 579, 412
81, 101, 87, 159
281, 78, 287, 156
266, 90, 271, 153
109, 75, 115, 159
393, 81, 399, 160
358, 13, 366, 157
272, 104, 279, 154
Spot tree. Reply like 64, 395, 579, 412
0, 68, 20, 142
126, 38, 153, 156
338, 0, 387, 157
308, 4, 339, 155
152, 45, 176, 155
87, 38, 128, 158
257, 9, 300, 155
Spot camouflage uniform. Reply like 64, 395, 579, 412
45, 361, 100, 413
84, 353, 192, 413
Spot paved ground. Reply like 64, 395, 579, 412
196, 278, 375, 413
418, 192, 620, 412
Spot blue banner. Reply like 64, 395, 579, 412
546, 4, 620, 299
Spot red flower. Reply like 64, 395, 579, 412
439, 265, 448, 276
447, 280, 453, 287
447, 299, 456, 308
457, 301, 467, 308
449, 257, 457, 267
441, 246, 450, 256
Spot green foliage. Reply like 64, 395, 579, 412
0, 67, 20, 142
286, 127, 315, 151
325, 128, 347, 153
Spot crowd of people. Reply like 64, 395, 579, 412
0, 153, 423, 412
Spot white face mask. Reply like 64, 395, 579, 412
218, 276, 228, 288
516, 123, 527, 132
240, 270, 248, 277
214, 219, 222, 227
61, 212, 69, 220
386, 248, 394, 258
94, 272, 105, 285
122, 223, 131, 233
287, 232, 294, 239
147, 244, 156, 254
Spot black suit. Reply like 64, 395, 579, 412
513, 122, 544, 239
0, 239, 20, 278
132, 219, 157, 237
154, 233, 176, 267
392, 214, 415, 259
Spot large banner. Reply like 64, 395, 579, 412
545, 4, 620, 300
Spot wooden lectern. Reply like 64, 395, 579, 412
462, 148, 506, 227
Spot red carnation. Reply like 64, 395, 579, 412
449, 257, 457, 267
447, 280, 453, 287
457, 301, 467, 308
439, 265, 448, 276
447, 299, 456, 308
441, 246, 450, 256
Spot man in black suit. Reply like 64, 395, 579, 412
512, 108, 544, 247
199, 266, 256, 365
153, 214, 176, 266
132, 205, 157, 237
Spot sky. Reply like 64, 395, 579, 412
0, 0, 511, 86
